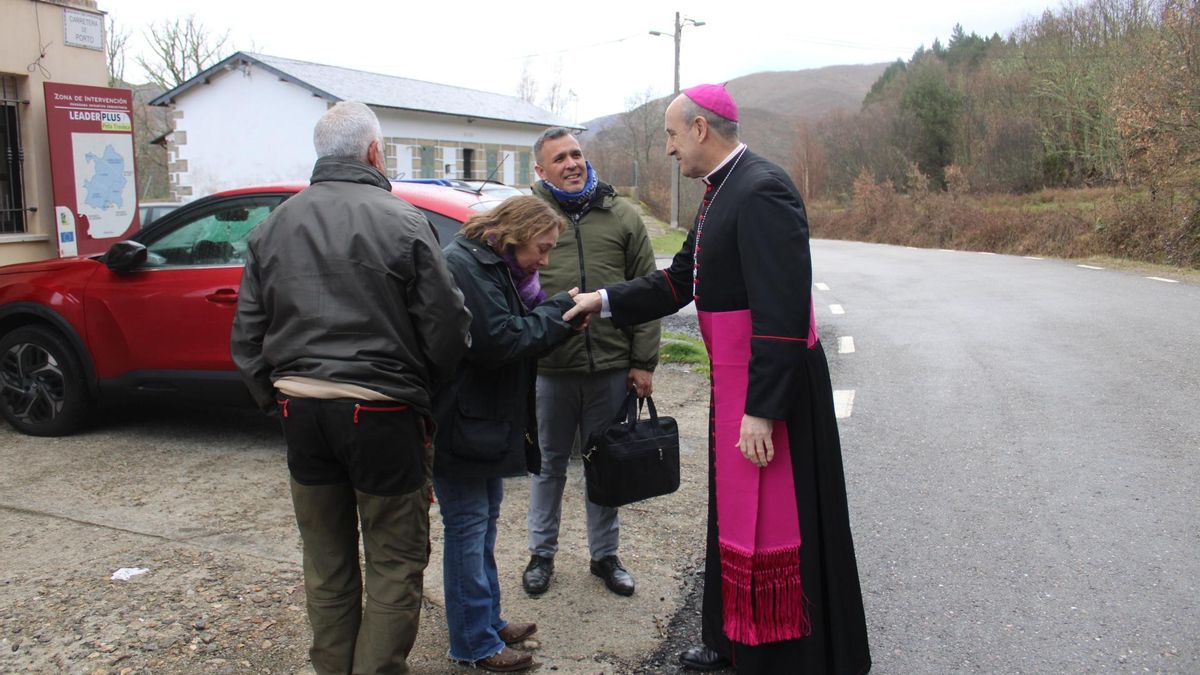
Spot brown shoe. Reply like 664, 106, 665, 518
497, 621, 537, 645
465, 647, 534, 672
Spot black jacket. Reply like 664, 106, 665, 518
607, 149, 814, 421
231, 157, 471, 414
433, 236, 576, 479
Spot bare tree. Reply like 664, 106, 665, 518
541, 58, 574, 116
620, 88, 663, 167
106, 17, 129, 87
136, 15, 229, 89
516, 59, 538, 104
791, 120, 828, 200
1114, 0, 1200, 192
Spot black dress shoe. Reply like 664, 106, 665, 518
589, 555, 635, 596
522, 555, 554, 595
679, 645, 731, 671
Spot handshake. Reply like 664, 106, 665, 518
563, 289, 604, 327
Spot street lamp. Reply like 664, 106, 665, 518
650, 12, 705, 228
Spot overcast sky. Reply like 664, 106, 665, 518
107, 0, 1054, 122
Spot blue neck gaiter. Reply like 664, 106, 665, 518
541, 161, 599, 213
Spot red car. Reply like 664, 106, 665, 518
0, 182, 502, 436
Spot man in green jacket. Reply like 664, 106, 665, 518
524, 127, 661, 597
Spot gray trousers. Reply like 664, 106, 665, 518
528, 370, 628, 560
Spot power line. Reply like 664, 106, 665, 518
515, 33, 647, 61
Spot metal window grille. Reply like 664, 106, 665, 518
0, 75, 27, 234
485, 150, 498, 180
384, 137, 398, 177
519, 151, 531, 186
420, 145, 435, 179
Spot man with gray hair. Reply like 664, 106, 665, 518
232, 101, 471, 674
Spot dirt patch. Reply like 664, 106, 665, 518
0, 367, 712, 675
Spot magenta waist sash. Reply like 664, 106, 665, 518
698, 308, 812, 645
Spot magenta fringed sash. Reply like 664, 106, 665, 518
698, 308, 815, 646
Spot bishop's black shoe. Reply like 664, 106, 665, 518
679, 645, 732, 671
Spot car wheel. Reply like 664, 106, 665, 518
0, 325, 92, 436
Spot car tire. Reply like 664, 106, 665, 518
0, 325, 93, 436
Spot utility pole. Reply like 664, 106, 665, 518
650, 12, 704, 228
670, 11, 681, 229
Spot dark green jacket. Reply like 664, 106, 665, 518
532, 181, 661, 374
232, 157, 470, 414
433, 236, 576, 478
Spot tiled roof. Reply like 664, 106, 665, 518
151, 51, 582, 129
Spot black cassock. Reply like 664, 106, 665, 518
606, 148, 870, 674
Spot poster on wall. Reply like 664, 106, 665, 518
43, 83, 139, 257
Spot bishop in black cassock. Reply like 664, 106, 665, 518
565, 85, 870, 674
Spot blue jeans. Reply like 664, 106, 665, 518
432, 475, 509, 662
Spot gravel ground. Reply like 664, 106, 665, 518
0, 366, 713, 675
660, 313, 701, 342
0, 210, 724, 675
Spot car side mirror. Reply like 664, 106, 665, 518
104, 240, 148, 272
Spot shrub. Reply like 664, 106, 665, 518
810, 179, 1197, 270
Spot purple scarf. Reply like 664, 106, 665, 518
499, 247, 545, 309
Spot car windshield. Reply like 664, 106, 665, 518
143, 198, 281, 267
468, 200, 504, 212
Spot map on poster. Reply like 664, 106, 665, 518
72, 132, 136, 238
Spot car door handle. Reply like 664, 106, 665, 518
206, 289, 239, 304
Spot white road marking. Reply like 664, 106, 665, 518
838, 336, 855, 353
829, 304, 845, 315
1024, 256, 1044, 260
833, 390, 855, 419
1146, 276, 1179, 283
939, 248, 955, 253
815, 283, 830, 291
1077, 264, 1105, 270
978, 251, 996, 255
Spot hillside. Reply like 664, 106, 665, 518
578, 62, 888, 216
580, 62, 887, 135
723, 64, 888, 119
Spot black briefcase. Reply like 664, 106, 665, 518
583, 392, 681, 508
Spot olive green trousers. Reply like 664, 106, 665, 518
291, 479, 432, 674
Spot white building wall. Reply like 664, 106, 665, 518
168, 67, 550, 197
392, 141, 414, 180
173, 64, 326, 199
374, 109, 542, 149
440, 146, 458, 178
502, 153, 516, 185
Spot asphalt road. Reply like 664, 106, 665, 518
809, 240, 1198, 673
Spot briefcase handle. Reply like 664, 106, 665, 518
617, 390, 660, 428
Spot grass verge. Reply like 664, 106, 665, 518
659, 331, 708, 376
651, 229, 687, 256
